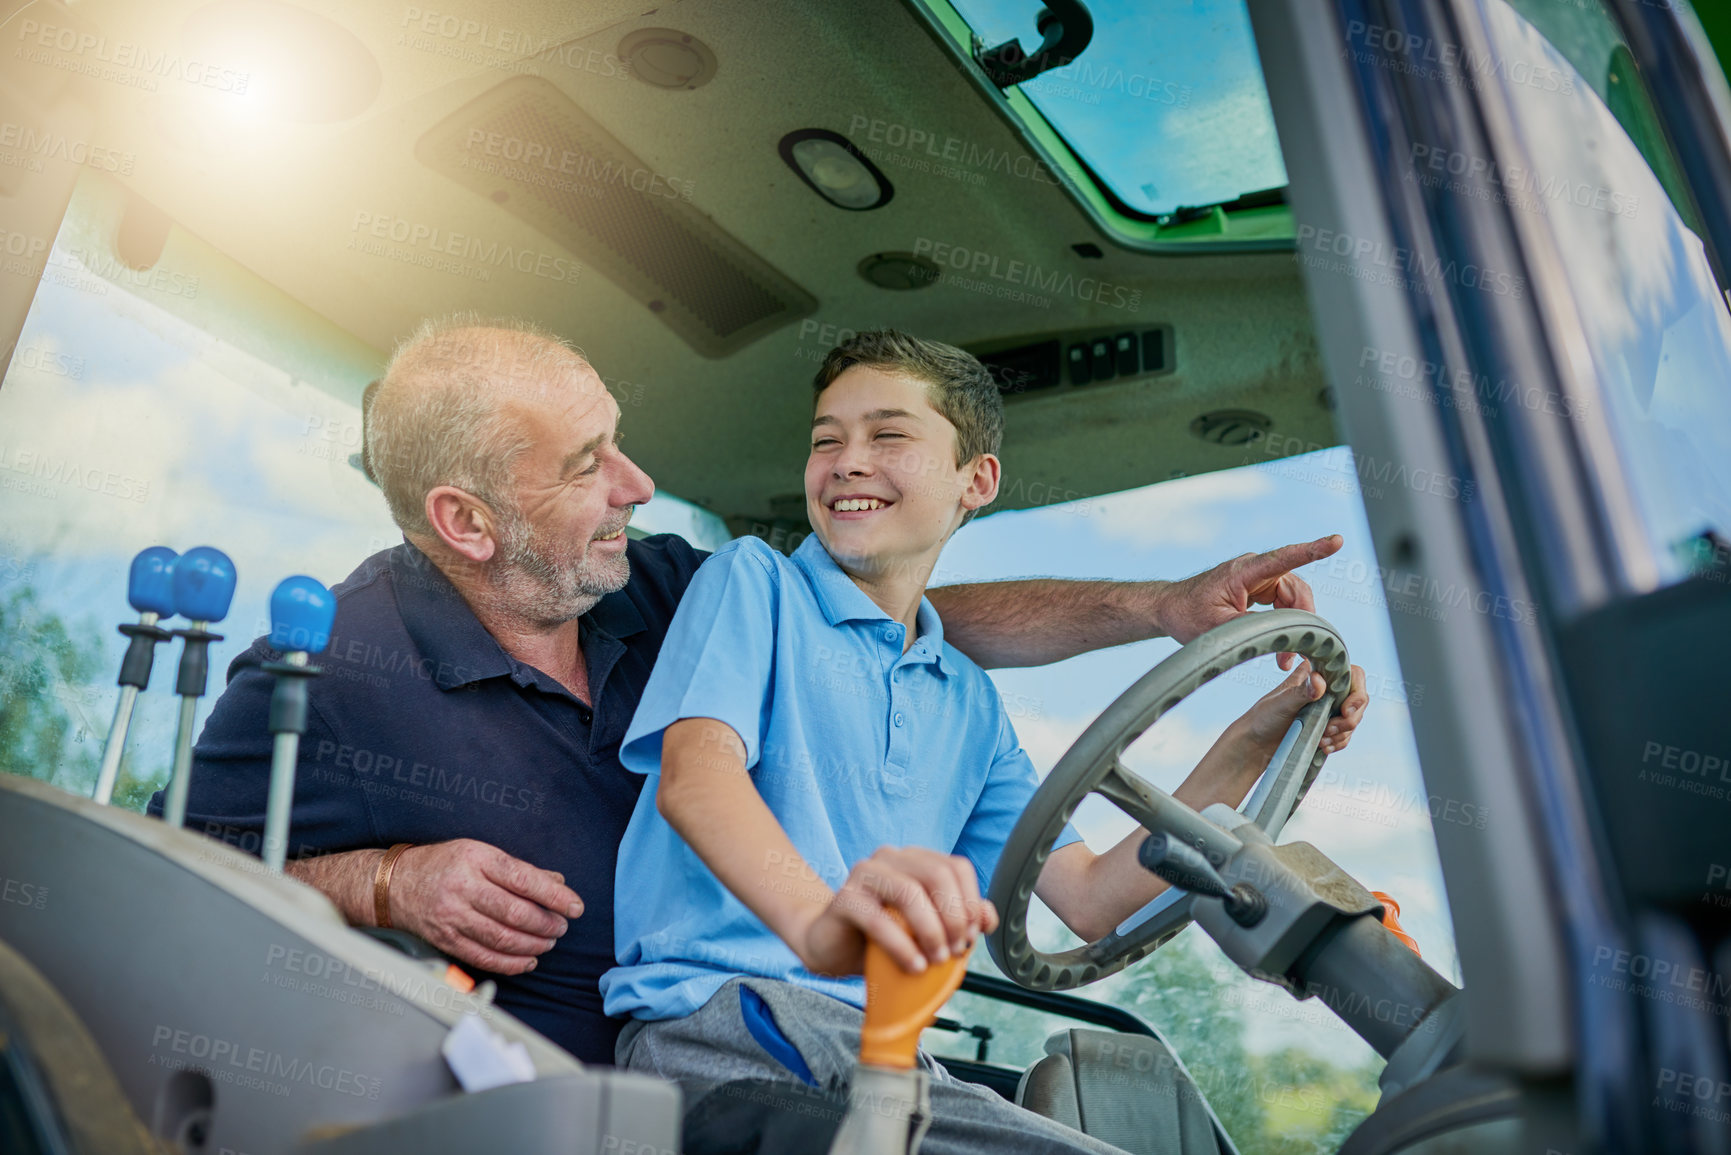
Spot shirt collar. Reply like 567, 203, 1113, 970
909, 598, 956, 675
790, 534, 955, 675
388, 540, 647, 691
588, 581, 648, 642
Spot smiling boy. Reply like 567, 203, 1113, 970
600, 331, 1357, 1153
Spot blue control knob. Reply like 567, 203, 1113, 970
268, 576, 336, 654
127, 547, 179, 616
172, 547, 237, 622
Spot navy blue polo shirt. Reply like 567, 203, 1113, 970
147, 534, 705, 1065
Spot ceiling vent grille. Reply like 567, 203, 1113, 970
417, 76, 815, 357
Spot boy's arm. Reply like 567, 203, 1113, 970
656, 717, 994, 977
926, 535, 1343, 669
1036, 663, 1367, 942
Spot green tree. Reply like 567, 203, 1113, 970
0, 583, 105, 791
1117, 930, 1264, 1143
0, 581, 169, 808
1248, 1046, 1381, 1154
1117, 931, 1383, 1155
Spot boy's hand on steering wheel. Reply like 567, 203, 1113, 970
1238, 661, 1369, 756
795, 846, 998, 977
1322, 663, 1369, 754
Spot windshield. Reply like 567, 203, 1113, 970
948, 0, 1288, 215
922, 461, 1460, 1152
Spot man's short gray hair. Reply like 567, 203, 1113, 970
366, 314, 587, 537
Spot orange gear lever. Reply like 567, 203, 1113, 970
857, 912, 971, 1070
1372, 890, 1421, 956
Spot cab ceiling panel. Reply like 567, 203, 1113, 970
416, 75, 816, 357
57, 0, 1331, 524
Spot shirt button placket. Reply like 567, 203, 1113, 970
886, 629, 909, 771
888, 699, 909, 769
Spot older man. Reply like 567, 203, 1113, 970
154, 316, 1367, 1067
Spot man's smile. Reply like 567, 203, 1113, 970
592, 511, 633, 543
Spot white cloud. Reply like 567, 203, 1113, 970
1087, 469, 1277, 550
1136, 77, 1287, 207
1008, 712, 1089, 773
1009, 705, 1245, 850
1012, 707, 1217, 782
0, 271, 401, 608
0, 356, 394, 586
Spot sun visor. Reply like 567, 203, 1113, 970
415, 75, 815, 358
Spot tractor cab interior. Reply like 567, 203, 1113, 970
4, 0, 1731, 1153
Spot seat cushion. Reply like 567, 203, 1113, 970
1014, 1028, 1233, 1155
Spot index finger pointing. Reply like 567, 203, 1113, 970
1243, 535, 1341, 586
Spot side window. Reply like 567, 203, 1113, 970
0, 182, 398, 807
0, 176, 728, 808
1478, 0, 1731, 581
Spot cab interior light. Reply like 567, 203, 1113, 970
778, 129, 893, 211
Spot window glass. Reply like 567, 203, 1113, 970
1479, 0, 1731, 582
931, 456, 1461, 1154
0, 200, 727, 808
948, 0, 1288, 216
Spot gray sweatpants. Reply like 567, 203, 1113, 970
616, 977, 1131, 1155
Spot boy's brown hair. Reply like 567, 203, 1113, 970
812, 330, 1004, 467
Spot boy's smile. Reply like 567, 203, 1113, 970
806, 365, 998, 626
827, 494, 894, 517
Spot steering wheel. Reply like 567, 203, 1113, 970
986, 610, 1352, 991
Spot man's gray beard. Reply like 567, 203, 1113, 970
491, 504, 631, 626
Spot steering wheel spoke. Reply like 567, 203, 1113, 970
987, 611, 1351, 991
1093, 758, 1160, 827
1094, 759, 1238, 854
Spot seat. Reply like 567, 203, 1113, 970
0, 773, 679, 1155
1015, 1028, 1235, 1155
0, 936, 157, 1155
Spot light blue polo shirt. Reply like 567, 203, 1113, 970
600, 533, 1080, 1022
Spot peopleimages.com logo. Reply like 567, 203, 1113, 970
1294, 224, 1526, 299
1342, 20, 1575, 96
911, 237, 1142, 310
15, 19, 250, 94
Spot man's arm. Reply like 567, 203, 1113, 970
286, 849, 382, 926
655, 717, 991, 976
171, 656, 581, 977
923, 578, 1171, 669
927, 535, 1344, 669
287, 841, 583, 976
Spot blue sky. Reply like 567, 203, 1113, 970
950, 0, 1288, 213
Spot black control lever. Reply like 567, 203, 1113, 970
1138, 833, 1267, 927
